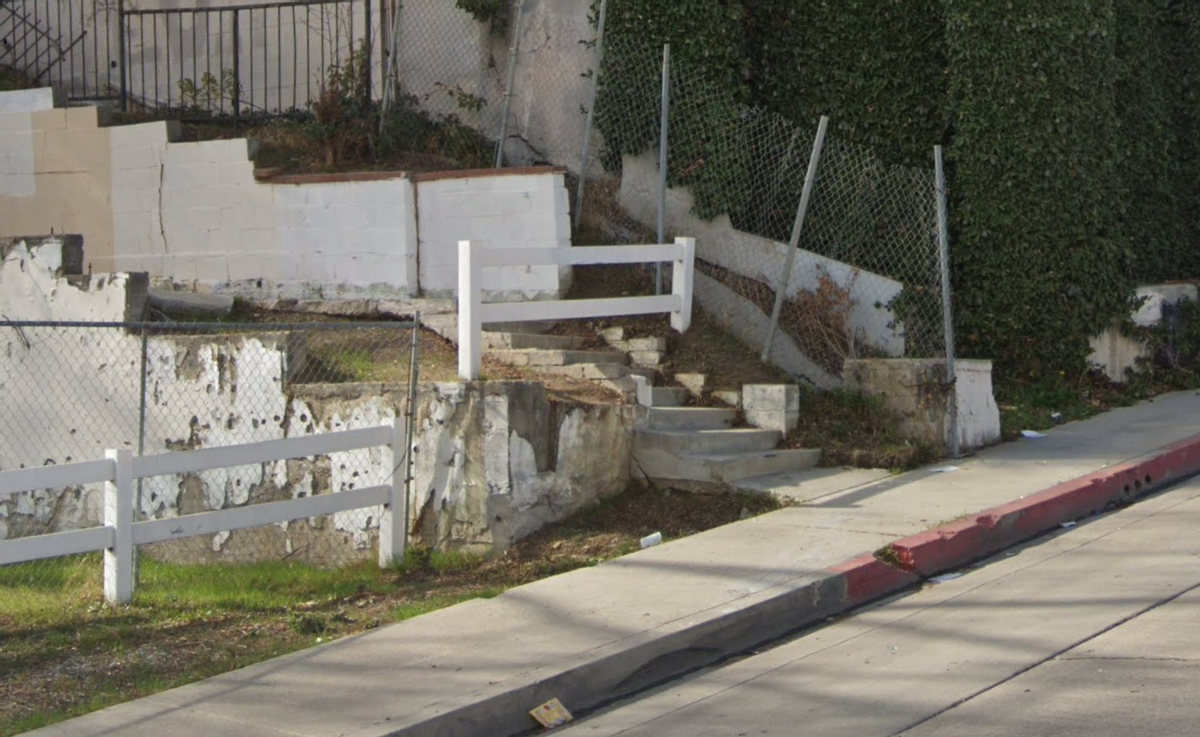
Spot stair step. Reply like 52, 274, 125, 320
482, 332, 585, 351
644, 407, 736, 431
635, 428, 782, 455
638, 385, 689, 407
635, 448, 821, 484
488, 349, 629, 367
540, 363, 631, 380
421, 315, 557, 345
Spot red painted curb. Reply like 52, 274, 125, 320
830, 554, 921, 605
889, 433, 1200, 577
825, 433, 1200, 599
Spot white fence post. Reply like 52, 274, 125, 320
104, 448, 134, 606
671, 237, 695, 333
379, 416, 408, 567
458, 240, 483, 380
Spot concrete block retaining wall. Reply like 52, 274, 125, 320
0, 89, 571, 302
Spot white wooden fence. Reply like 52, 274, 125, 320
0, 421, 409, 605
457, 238, 696, 379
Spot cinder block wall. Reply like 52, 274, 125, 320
415, 168, 572, 300
0, 88, 572, 300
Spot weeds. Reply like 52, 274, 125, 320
788, 387, 942, 471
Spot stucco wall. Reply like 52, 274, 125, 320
0, 88, 572, 300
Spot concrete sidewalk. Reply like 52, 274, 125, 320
26, 391, 1200, 737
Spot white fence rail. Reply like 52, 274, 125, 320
0, 422, 408, 605
457, 238, 696, 379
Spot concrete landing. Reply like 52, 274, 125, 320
27, 391, 1200, 737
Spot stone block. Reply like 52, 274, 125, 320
629, 351, 663, 369
844, 358, 1000, 452
1088, 284, 1198, 383
675, 372, 706, 397
0, 87, 62, 113
744, 408, 800, 435
713, 390, 741, 407
742, 384, 800, 412
1088, 327, 1147, 383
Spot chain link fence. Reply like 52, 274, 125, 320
573, 33, 948, 387
0, 320, 418, 592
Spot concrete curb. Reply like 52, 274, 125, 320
881, 433, 1200, 580
406, 434, 1200, 737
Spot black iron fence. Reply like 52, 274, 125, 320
1, 0, 376, 120
0, 0, 119, 100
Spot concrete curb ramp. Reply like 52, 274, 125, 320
26, 430, 1200, 737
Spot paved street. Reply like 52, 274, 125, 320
567, 475, 1200, 737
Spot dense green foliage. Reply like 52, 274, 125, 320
595, 0, 1200, 375
743, 0, 948, 167
945, 1, 1132, 373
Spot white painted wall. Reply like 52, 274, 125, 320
0, 107, 35, 198
110, 121, 415, 297
0, 88, 573, 301
417, 170, 572, 300
619, 150, 906, 359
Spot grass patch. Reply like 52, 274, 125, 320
0, 484, 782, 734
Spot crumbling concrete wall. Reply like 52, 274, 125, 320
0, 244, 633, 556
843, 358, 1000, 452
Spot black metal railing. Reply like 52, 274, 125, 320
1, 0, 375, 121
122, 0, 372, 123
0, 0, 119, 100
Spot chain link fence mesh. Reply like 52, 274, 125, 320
574, 33, 946, 386
0, 321, 416, 592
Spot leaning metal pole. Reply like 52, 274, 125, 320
572, 0, 608, 231
493, 0, 526, 168
761, 115, 829, 363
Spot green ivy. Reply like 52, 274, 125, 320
1115, 0, 1190, 283
945, 0, 1134, 375
456, 0, 509, 28
742, 0, 948, 167
594, 0, 1200, 375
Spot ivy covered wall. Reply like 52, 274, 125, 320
593, 0, 1200, 374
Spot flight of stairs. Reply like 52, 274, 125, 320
423, 314, 822, 489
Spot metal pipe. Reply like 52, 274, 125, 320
655, 42, 670, 295
493, 0, 525, 169
572, 0, 607, 231
402, 312, 420, 553
232, 9, 240, 128
761, 115, 829, 363
935, 145, 960, 459
380, 0, 405, 131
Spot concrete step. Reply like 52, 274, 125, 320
488, 349, 629, 368
634, 448, 822, 484
540, 363, 631, 381
421, 315, 558, 344
644, 407, 737, 431
482, 332, 585, 351
635, 428, 782, 456
638, 386, 690, 407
